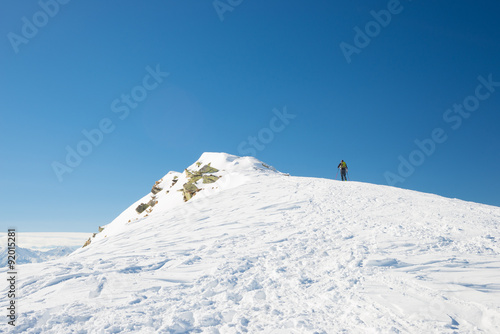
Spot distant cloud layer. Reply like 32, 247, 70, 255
0, 232, 90, 250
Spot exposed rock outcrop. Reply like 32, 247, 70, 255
136, 203, 150, 214
180, 163, 220, 201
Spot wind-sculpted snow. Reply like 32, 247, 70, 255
2, 153, 500, 333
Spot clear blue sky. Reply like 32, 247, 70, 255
1, 0, 499, 232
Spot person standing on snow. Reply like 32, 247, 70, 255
338, 160, 348, 181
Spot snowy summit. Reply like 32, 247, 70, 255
4, 152, 500, 333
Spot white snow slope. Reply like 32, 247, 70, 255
2, 153, 500, 333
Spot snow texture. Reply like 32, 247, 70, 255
2, 152, 500, 333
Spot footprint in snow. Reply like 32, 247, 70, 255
447, 316, 459, 330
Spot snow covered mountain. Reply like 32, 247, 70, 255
0, 232, 90, 266
2, 152, 500, 333
0, 246, 78, 267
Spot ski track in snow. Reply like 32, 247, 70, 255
2, 153, 500, 333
